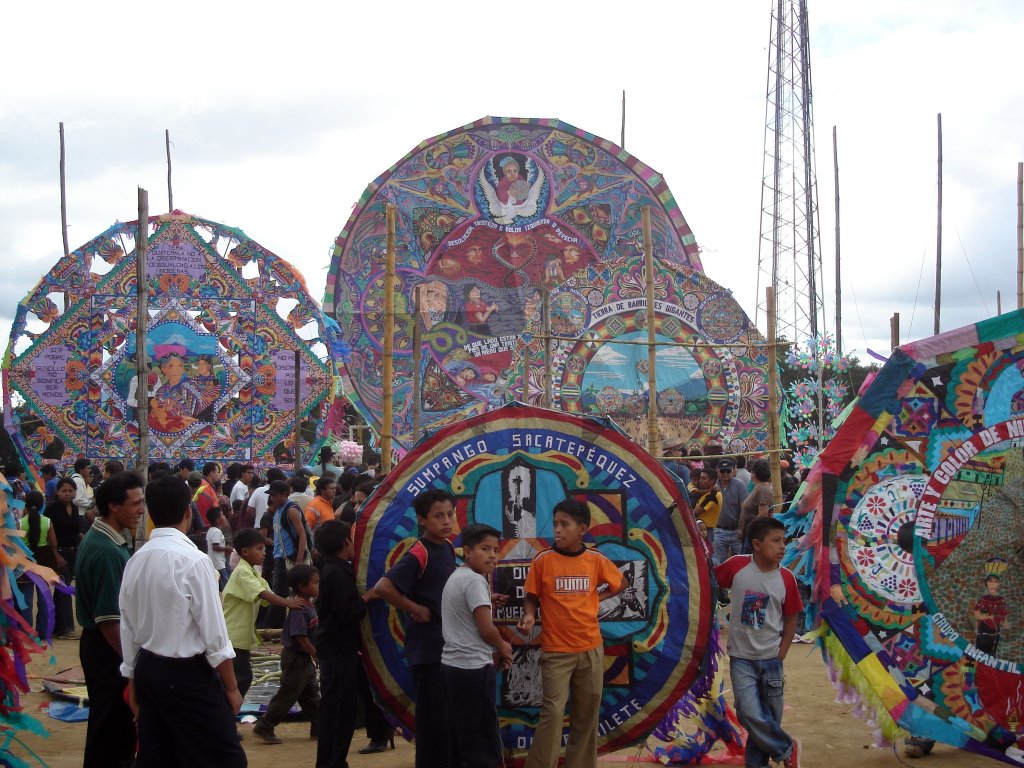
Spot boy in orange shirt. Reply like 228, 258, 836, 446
517, 499, 629, 768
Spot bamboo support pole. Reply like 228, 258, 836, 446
766, 287, 783, 510
59, 123, 70, 311
528, 335, 790, 349
642, 206, 658, 457
412, 285, 423, 442
380, 204, 397, 473
1017, 162, 1022, 309
620, 90, 626, 149
135, 188, 150, 543
935, 113, 943, 335
293, 350, 302, 469
59, 123, 69, 257
543, 286, 553, 409
890, 313, 900, 351
833, 125, 842, 357
165, 129, 174, 212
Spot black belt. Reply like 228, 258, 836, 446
717, 525, 738, 531
139, 648, 206, 665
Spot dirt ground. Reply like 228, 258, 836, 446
17, 635, 993, 768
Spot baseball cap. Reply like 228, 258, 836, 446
717, 459, 735, 471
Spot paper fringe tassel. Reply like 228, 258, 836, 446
0, 473, 54, 766
646, 623, 745, 764
818, 628, 905, 746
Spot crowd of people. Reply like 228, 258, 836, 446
4, 444, 806, 768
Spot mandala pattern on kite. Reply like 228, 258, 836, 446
354, 404, 714, 762
325, 116, 768, 453
785, 310, 1024, 764
2, 212, 335, 470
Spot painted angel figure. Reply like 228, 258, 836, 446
479, 156, 545, 225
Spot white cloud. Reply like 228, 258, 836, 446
1, 0, 1021, 380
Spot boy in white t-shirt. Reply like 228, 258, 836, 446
206, 506, 232, 591
441, 523, 513, 768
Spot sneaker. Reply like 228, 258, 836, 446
252, 725, 282, 745
782, 737, 801, 768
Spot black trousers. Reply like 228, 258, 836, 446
54, 548, 76, 634
412, 662, 451, 768
264, 557, 289, 629
357, 655, 392, 741
316, 653, 359, 768
233, 648, 253, 699
134, 650, 247, 768
260, 648, 320, 729
442, 664, 501, 768
80, 628, 135, 768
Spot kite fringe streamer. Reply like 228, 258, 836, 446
819, 629, 904, 746
0, 474, 53, 766
647, 623, 746, 764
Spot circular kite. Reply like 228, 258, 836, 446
326, 116, 769, 454
2, 211, 337, 471
782, 310, 1024, 764
354, 403, 714, 761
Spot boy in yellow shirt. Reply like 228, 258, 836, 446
222, 528, 305, 699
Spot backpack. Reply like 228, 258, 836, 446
277, 501, 313, 564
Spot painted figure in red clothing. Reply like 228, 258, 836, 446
973, 573, 1009, 654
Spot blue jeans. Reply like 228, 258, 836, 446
730, 657, 794, 768
713, 528, 741, 565
218, 567, 229, 591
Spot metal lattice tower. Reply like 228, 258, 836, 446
756, 0, 825, 343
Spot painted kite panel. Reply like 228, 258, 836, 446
354, 403, 714, 763
3, 211, 336, 471
782, 310, 1024, 764
325, 117, 768, 454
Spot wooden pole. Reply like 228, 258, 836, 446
165, 129, 174, 212
135, 188, 150, 543
766, 287, 783, 510
542, 286, 553, 409
59, 123, 69, 257
934, 113, 943, 335
642, 206, 658, 456
412, 285, 423, 443
1017, 161, 1022, 309
293, 350, 302, 469
833, 125, 842, 357
620, 90, 626, 149
380, 204, 397, 473
524, 339, 532, 405
59, 122, 70, 312
890, 312, 900, 351
997, 290, 1002, 316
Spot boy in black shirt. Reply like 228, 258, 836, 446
314, 520, 375, 768
375, 489, 457, 768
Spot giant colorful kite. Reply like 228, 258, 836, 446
783, 310, 1024, 764
3, 211, 336, 471
355, 403, 715, 762
326, 117, 769, 454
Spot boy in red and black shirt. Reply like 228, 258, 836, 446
375, 489, 457, 768
518, 499, 627, 768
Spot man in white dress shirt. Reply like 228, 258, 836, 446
119, 474, 247, 767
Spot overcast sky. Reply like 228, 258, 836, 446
2, 0, 1021, 370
